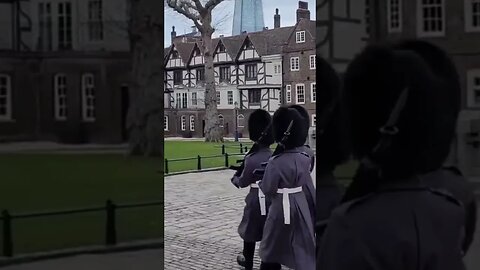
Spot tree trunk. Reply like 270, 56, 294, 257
127, 0, 164, 158
201, 20, 223, 142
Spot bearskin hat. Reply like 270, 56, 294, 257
288, 105, 310, 131
248, 109, 274, 146
272, 106, 308, 149
343, 40, 460, 178
316, 57, 351, 172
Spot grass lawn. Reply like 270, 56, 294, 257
164, 140, 254, 173
0, 154, 163, 255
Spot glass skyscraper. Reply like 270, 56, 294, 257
232, 0, 265, 35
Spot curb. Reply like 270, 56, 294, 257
0, 239, 163, 267
164, 167, 230, 177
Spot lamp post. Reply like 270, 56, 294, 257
234, 101, 239, 142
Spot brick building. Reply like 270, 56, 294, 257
366, 0, 480, 176
164, 1, 317, 138
0, 0, 131, 143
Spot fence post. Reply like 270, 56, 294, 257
197, 155, 202, 170
221, 144, 225, 155
244, 146, 248, 153
240, 143, 243, 154
164, 159, 169, 174
105, 200, 117, 246
2, 210, 13, 257
224, 153, 229, 167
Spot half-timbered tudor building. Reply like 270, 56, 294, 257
366, 0, 480, 176
164, 1, 317, 138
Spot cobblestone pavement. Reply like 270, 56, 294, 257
165, 167, 316, 270
0, 249, 163, 270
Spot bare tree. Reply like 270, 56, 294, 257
126, 0, 164, 157
166, 0, 225, 142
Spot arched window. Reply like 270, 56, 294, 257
218, 114, 224, 127
54, 74, 68, 120
181, 115, 186, 131
190, 115, 195, 131
237, 114, 245, 127
81, 73, 96, 122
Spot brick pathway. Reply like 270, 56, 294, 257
164, 167, 316, 270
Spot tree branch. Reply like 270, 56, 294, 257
205, 0, 225, 11
167, 0, 201, 22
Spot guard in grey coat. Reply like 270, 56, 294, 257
318, 41, 468, 269
231, 109, 274, 270
259, 107, 315, 270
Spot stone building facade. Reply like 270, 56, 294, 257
0, 0, 131, 143
367, 0, 480, 176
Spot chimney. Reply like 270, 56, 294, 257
171, 26, 177, 43
296, 1, 310, 22
274, 8, 280, 28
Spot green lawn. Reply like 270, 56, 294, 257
164, 141, 254, 173
0, 154, 163, 255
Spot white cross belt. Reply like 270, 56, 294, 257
277, 187, 303, 224
250, 182, 266, 216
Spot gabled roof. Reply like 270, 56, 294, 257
172, 42, 196, 63
286, 18, 315, 44
221, 35, 246, 59
248, 26, 295, 56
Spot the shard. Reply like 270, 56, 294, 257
232, 0, 265, 35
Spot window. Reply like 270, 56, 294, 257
88, 0, 103, 41
81, 74, 96, 122
38, 2, 53, 51
296, 84, 305, 104
295, 31, 306, 43
418, 0, 445, 36
388, 0, 402, 32
196, 68, 205, 82
312, 114, 316, 127
466, 0, 480, 31
274, 64, 281, 74
274, 65, 277, 74
245, 64, 257, 80
227, 91, 234, 105
181, 115, 186, 131
54, 74, 67, 120
164, 116, 169, 131
216, 91, 221, 105
248, 89, 261, 104
311, 83, 316, 103
58, 2, 72, 49
286, 85, 292, 103
175, 93, 181, 108
309, 55, 316, 69
190, 115, 195, 131
0, 75, 11, 120
182, 92, 188, 108
237, 114, 245, 127
467, 70, 480, 107
192, 92, 197, 105
290, 57, 300, 71
174, 71, 182, 85
218, 114, 224, 127
219, 66, 230, 82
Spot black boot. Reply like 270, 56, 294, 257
260, 261, 282, 270
237, 241, 255, 269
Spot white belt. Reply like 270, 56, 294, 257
250, 182, 267, 216
277, 187, 303, 224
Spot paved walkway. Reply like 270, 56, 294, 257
0, 249, 163, 270
164, 167, 316, 270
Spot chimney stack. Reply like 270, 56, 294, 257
296, 1, 310, 22
274, 8, 280, 28
171, 26, 177, 43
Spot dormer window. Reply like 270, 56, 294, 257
295, 31, 306, 43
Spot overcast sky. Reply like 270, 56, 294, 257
164, 0, 316, 47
